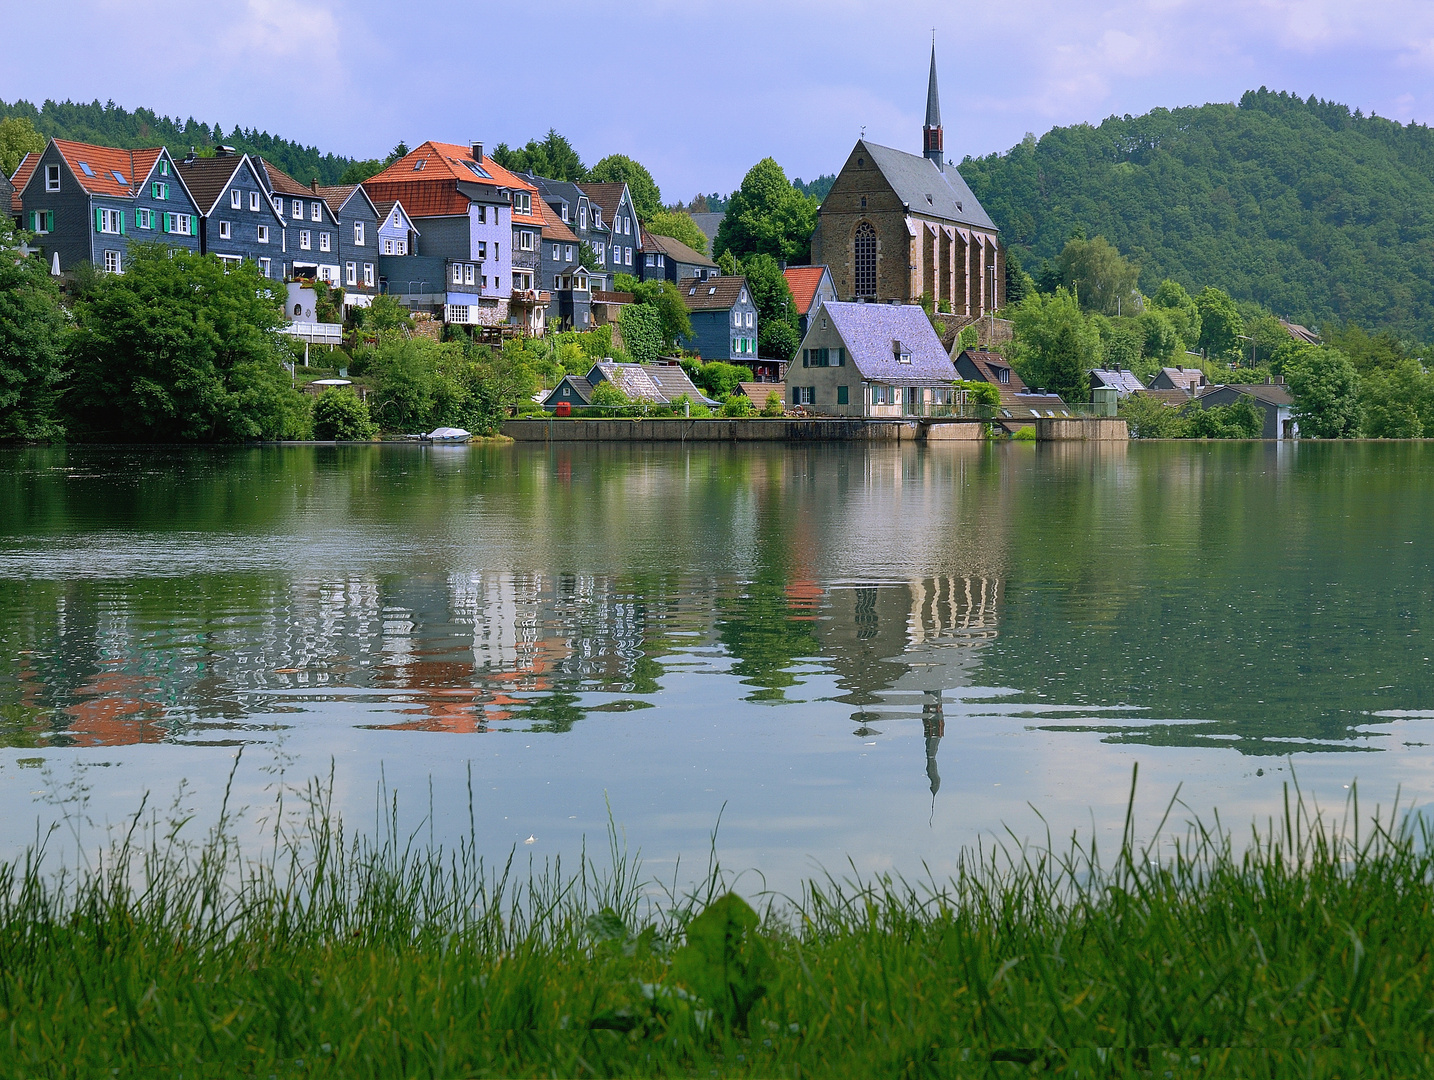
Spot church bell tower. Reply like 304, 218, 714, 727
923, 41, 944, 172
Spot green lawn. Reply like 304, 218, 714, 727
2, 767, 1430, 1077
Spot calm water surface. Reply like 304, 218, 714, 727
2, 442, 1432, 889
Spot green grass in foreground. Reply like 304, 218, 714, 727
2, 764, 1433, 1078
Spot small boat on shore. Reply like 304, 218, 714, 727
421, 427, 472, 444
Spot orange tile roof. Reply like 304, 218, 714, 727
362, 141, 543, 225
51, 138, 151, 197
536, 197, 580, 243
9, 152, 38, 212
783, 266, 827, 315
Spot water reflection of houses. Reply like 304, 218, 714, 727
821, 575, 1002, 797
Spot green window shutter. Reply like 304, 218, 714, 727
45, 211, 53, 232
838, 348, 845, 366
802, 349, 808, 367
119, 211, 125, 235
162, 214, 170, 233
95, 208, 103, 232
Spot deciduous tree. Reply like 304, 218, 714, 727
588, 155, 662, 220
1285, 347, 1361, 437
713, 159, 817, 265
0, 217, 67, 441
1010, 287, 1098, 402
1056, 235, 1140, 315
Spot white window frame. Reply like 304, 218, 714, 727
257, 224, 270, 243
346, 261, 357, 286
46, 165, 60, 191
625, 247, 632, 266
311, 202, 321, 222
464, 263, 475, 286
552, 244, 560, 260
230, 189, 241, 209
292, 199, 303, 218
103, 249, 122, 274
519, 230, 533, 251
363, 263, 374, 287
299, 229, 311, 250
565, 245, 574, 262
249, 191, 260, 212
354, 221, 365, 246
219, 220, 232, 239
383, 238, 393, 255
319, 232, 331, 253
272, 195, 283, 214
259, 257, 271, 278
746, 312, 754, 328
159, 159, 169, 177
452, 263, 463, 284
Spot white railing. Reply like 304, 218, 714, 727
279, 322, 343, 344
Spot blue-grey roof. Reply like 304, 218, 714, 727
541, 375, 594, 406
821, 301, 958, 385
926, 44, 941, 128
590, 362, 719, 406
1089, 368, 1146, 394
860, 140, 996, 232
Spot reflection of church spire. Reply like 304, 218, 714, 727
923, 39, 944, 172
923, 691, 944, 798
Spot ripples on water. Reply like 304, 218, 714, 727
1, 442, 1432, 886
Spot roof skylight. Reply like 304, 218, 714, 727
412, 159, 426, 171
112, 171, 127, 185
77, 161, 94, 177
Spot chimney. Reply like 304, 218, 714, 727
472, 141, 484, 162
310, 178, 319, 193
185, 145, 197, 163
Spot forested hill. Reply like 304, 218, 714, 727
960, 89, 1434, 340
0, 98, 355, 186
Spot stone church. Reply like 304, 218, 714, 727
810, 46, 1003, 316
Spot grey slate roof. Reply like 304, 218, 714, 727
823, 301, 958, 385
542, 375, 595, 406
690, 212, 724, 245
859, 139, 996, 231
591, 362, 718, 406
1089, 368, 1146, 394
926, 44, 941, 128
1203, 382, 1295, 406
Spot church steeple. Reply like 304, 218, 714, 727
923, 39, 944, 171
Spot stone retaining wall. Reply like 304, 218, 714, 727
1035, 417, 1130, 441
502, 418, 990, 443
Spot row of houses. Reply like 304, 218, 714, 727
1091, 364, 1298, 439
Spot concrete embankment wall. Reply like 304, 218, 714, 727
502, 418, 988, 442
1035, 417, 1130, 441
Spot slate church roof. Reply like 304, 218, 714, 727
857, 139, 996, 232
821, 301, 957, 385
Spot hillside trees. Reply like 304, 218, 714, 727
492, 130, 586, 182
588, 155, 662, 220
0, 115, 45, 176
644, 210, 708, 254
713, 159, 818, 265
1056, 236, 1140, 315
740, 254, 800, 362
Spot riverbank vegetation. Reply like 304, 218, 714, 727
2, 766, 1431, 1076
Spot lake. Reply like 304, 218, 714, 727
2, 441, 1432, 893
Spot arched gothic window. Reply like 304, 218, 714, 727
854, 222, 877, 298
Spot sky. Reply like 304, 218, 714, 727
6, 1, 1434, 200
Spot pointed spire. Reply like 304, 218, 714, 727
923, 36, 944, 171
925, 39, 941, 129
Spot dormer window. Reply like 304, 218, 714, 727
560, 204, 568, 222
894, 340, 912, 364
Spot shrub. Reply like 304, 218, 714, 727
312, 388, 376, 440
719, 393, 756, 417
762, 391, 784, 417
1012, 425, 1037, 441
695, 361, 753, 399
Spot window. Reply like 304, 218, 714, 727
259, 257, 271, 278
453, 263, 463, 284
94, 207, 123, 234
519, 230, 533, 251
412, 158, 426, 171
45, 165, 60, 191
103, 249, 121, 273
363, 263, 374, 287
476, 241, 487, 260
257, 224, 270, 243
231, 190, 241, 209
159, 159, 169, 177
112, 170, 128, 186
219, 220, 231, 239
997, 367, 1010, 384
624, 216, 631, 235
625, 247, 632, 266
318, 265, 336, 284
299, 229, 311, 250
391, 210, 401, 226
346, 262, 357, 286
136, 208, 153, 230
464, 263, 475, 285
552, 244, 560, 260
513, 192, 531, 215
319, 232, 331, 252
854, 222, 877, 297
565, 245, 573, 262
494, 243, 499, 259
163, 213, 193, 236
249, 191, 260, 212
792, 386, 814, 405
646, 254, 655, 268
579, 205, 588, 228
477, 206, 487, 224
151, 181, 170, 200
447, 305, 469, 323
29, 211, 53, 233
595, 243, 604, 264
354, 221, 364, 246
292, 199, 303, 218
272, 195, 283, 214
745, 312, 753, 328
733, 310, 742, 328
860, 196, 867, 209
383, 238, 394, 255
837, 385, 849, 405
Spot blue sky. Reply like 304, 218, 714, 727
7, 1, 1434, 200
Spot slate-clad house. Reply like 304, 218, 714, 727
15, 139, 201, 275
578, 182, 641, 277
792, 301, 957, 416
1089, 367, 1146, 396
365, 141, 536, 327
954, 347, 1070, 421
2, 170, 16, 230
678, 275, 759, 367
783, 265, 838, 336
536, 197, 588, 330
528, 176, 614, 289
254, 158, 342, 284
374, 200, 419, 256
639, 232, 718, 285
317, 183, 381, 304
176, 148, 287, 278
1147, 366, 1208, 395
1197, 382, 1298, 439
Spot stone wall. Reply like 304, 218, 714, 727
1035, 417, 1130, 442
502, 418, 991, 443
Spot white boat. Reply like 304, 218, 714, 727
422, 427, 472, 444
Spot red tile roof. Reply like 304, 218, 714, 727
9, 152, 38, 212
51, 139, 151, 197
783, 266, 827, 315
362, 141, 543, 225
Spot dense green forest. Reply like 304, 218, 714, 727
961, 89, 1434, 341
0, 98, 356, 185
